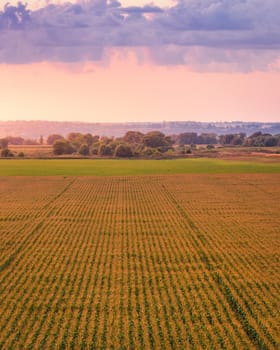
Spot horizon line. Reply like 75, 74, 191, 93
1, 120, 280, 124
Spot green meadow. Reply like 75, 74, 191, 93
0, 158, 279, 176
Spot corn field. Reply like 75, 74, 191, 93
0, 174, 279, 349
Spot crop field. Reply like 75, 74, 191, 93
0, 174, 279, 349
0, 158, 280, 176
9, 145, 54, 158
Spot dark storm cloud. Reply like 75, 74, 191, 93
0, 0, 280, 70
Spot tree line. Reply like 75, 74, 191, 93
0, 130, 279, 158
175, 131, 280, 147
50, 131, 280, 157
50, 131, 174, 158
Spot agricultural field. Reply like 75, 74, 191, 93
9, 145, 54, 158
0, 158, 280, 176
0, 174, 279, 349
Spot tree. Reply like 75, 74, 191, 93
98, 143, 114, 156
1, 148, 13, 157
143, 131, 173, 152
143, 131, 166, 148
67, 132, 83, 142
123, 131, 144, 145
79, 144, 90, 156
176, 132, 198, 146
83, 133, 99, 146
53, 140, 75, 155
66, 132, 84, 149
47, 134, 64, 145
53, 140, 66, 155
82, 133, 92, 146
220, 133, 246, 146
264, 136, 278, 147
198, 133, 217, 145
243, 132, 279, 147
115, 144, 133, 157
232, 133, 246, 145
92, 135, 100, 144
91, 141, 100, 155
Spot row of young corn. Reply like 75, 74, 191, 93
158, 174, 280, 349
0, 175, 279, 349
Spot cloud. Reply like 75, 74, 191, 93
0, 0, 280, 71
0, 2, 31, 29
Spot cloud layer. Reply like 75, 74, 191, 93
0, 0, 280, 70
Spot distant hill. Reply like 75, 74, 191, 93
1, 120, 280, 140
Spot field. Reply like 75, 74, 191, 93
9, 145, 54, 158
0, 158, 280, 176
0, 174, 279, 349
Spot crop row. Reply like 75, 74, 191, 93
0, 174, 279, 349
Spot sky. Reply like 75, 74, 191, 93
0, 0, 280, 123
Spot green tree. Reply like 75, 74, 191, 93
53, 140, 75, 155
143, 131, 173, 152
67, 132, 83, 142
115, 143, 133, 157
83, 133, 94, 146
67, 133, 84, 149
123, 131, 144, 145
79, 144, 90, 156
98, 143, 114, 156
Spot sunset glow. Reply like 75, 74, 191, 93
0, 0, 280, 123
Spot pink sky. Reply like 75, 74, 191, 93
0, 0, 280, 123
1, 57, 280, 123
